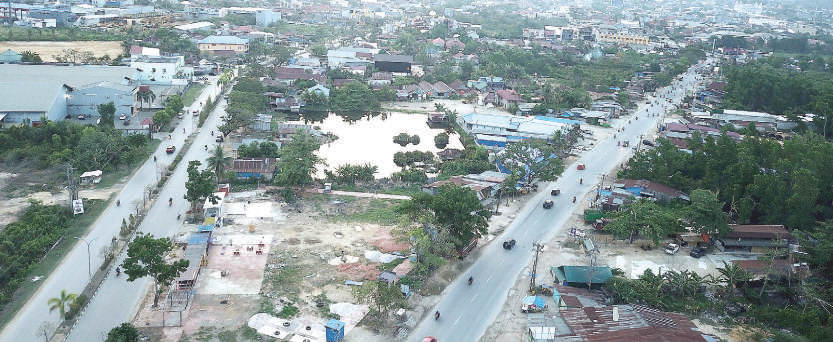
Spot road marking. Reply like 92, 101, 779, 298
454, 316, 462, 325
470, 294, 478, 303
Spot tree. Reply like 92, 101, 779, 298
20, 50, 42, 63
274, 130, 324, 186
121, 233, 189, 307
496, 139, 563, 186
184, 161, 215, 207
97, 101, 116, 128
136, 88, 156, 109
685, 189, 730, 237
47, 289, 78, 320
604, 199, 681, 244
397, 185, 490, 250
105, 323, 139, 342
205, 145, 232, 184
151, 109, 172, 129
351, 281, 407, 314
716, 260, 749, 299
165, 95, 184, 114
434, 132, 449, 149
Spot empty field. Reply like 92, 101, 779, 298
0, 41, 122, 62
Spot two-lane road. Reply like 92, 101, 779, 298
405, 60, 712, 342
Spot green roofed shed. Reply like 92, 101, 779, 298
0, 49, 22, 63
550, 265, 612, 289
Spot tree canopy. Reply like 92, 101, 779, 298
184, 160, 215, 205
497, 139, 564, 185
274, 130, 324, 186
121, 233, 189, 307
397, 184, 490, 251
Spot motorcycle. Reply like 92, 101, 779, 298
115, 267, 120, 277
116, 199, 120, 207
204, 145, 208, 151
579, 178, 583, 185
168, 197, 173, 206
434, 311, 440, 320
468, 276, 473, 286
572, 196, 576, 203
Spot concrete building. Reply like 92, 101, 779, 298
198, 36, 249, 54
130, 55, 189, 85
0, 64, 133, 126
459, 112, 581, 150
255, 9, 281, 27
66, 82, 135, 119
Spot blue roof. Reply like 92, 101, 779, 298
198, 35, 248, 45
198, 224, 215, 233
189, 232, 211, 245
534, 115, 582, 125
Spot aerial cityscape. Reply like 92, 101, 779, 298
0, 0, 832, 341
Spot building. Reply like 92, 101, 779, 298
0, 64, 133, 126
459, 112, 580, 150
610, 179, 690, 203
718, 225, 794, 253
198, 36, 249, 54
131, 55, 189, 85
327, 47, 378, 68
373, 54, 413, 74
0, 49, 21, 63
233, 158, 277, 180
66, 81, 135, 119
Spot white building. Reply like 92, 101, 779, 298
255, 9, 281, 27
130, 55, 189, 86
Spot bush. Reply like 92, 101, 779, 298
434, 133, 449, 149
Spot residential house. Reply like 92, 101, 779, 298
538, 285, 712, 341
495, 89, 523, 109
448, 79, 469, 96
265, 92, 301, 112
233, 158, 277, 180
307, 84, 330, 97
197, 36, 249, 54
421, 170, 508, 206
437, 148, 463, 161
431, 81, 454, 98
662, 122, 743, 149
332, 78, 357, 88
445, 38, 465, 50
718, 225, 794, 253
610, 179, 690, 203
696, 81, 726, 106
550, 266, 613, 289
249, 113, 272, 131
369, 72, 393, 87
273, 67, 326, 86
590, 100, 624, 118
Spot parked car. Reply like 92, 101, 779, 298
165, 146, 176, 154
119, 114, 127, 120
690, 247, 707, 258
215, 134, 224, 142
543, 200, 554, 209
664, 243, 680, 255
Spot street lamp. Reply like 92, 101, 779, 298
74, 237, 95, 280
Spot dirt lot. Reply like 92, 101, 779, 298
0, 41, 122, 62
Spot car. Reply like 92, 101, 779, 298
550, 189, 560, 196
165, 146, 176, 154
690, 247, 707, 258
502, 239, 516, 250
119, 114, 127, 120
577, 163, 586, 170
664, 243, 680, 255
215, 134, 224, 142
543, 200, 554, 209
193, 110, 200, 117
77, 114, 86, 120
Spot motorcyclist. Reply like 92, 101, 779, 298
116, 199, 120, 206
434, 311, 440, 320
468, 276, 473, 285
579, 178, 583, 185
115, 267, 120, 276
573, 196, 576, 203
204, 145, 208, 151
169, 197, 173, 206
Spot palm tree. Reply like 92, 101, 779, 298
206, 145, 231, 184
135, 88, 156, 109
717, 260, 749, 299
48, 289, 78, 320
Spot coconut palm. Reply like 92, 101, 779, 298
47, 289, 78, 320
717, 260, 749, 298
135, 88, 156, 109
206, 145, 232, 184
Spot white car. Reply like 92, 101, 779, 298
664, 243, 680, 255
119, 114, 127, 120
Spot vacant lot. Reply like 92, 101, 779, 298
0, 41, 122, 62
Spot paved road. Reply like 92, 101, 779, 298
65, 80, 227, 341
405, 59, 713, 342
0, 77, 224, 342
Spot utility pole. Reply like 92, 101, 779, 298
65, 165, 79, 215
529, 242, 544, 294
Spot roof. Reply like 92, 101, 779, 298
373, 54, 414, 63
725, 225, 791, 240
0, 49, 21, 62
552, 266, 612, 286
613, 179, 689, 201
198, 35, 249, 45
233, 158, 277, 174
0, 81, 68, 113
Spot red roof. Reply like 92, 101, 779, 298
726, 225, 791, 240
496, 89, 523, 102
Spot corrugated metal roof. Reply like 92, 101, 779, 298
198, 35, 249, 45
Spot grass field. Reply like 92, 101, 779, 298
0, 41, 122, 62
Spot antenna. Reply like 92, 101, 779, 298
66, 164, 78, 202
529, 242, 544, 294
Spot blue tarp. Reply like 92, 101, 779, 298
522, 296, 546, 308
188, 232, 210, 245
198, 224, 215, 233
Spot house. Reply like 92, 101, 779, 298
445, 38, 465, 50
307, 84, 330, 97
373, 54, 413, 74
273, 67, 326, 86
495, 89, 523, 109
233, 158, 277, 180
369, 72, 393, 86
426, 112, 449, 128
550, 266, 613, 289
541, 285, 713, 341
610, 179, 690, 203
437, 148, 463, 161
421, 171, 508, 206
130, 55, 188, 86
332, 78, 357, 88
431, 81, 454, 97
327, 47, 378, 68
718, 225, 794, 253
197, 36, 249, 54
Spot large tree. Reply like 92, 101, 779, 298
105, 323, 139, 342
398, 184, 490, 251
604, 199, 681, 244
496, 139, 563, 185
684, 189, 730, 237
97, 101, 116, 128
121, 233, 189, 307
205, 145, 232, 184
274, 130, 324, 186
184, 160, 215, 206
